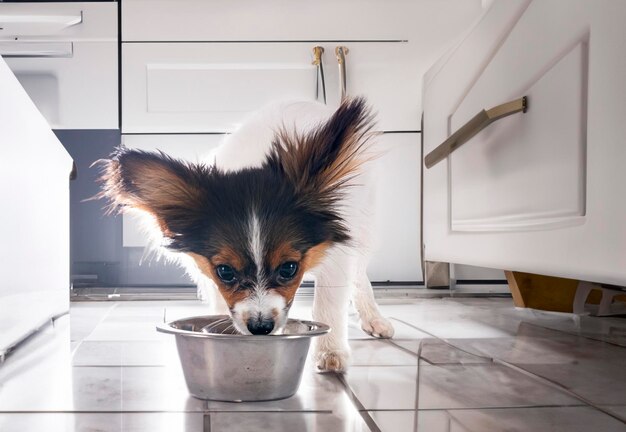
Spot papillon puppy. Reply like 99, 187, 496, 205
97, 97, 394, 371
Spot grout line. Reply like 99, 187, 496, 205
201, 410, 333, 414
0, 409, 336, 414
413, 340, 422, 432
381, 338, 421, 360
334, 373, 382, 432
121, 39, 408, 44
388, 318, 494, 362
0, 406, 597, 415
72, 365, 165, 368
70, 303, 121, 357
358, 404, 591, 413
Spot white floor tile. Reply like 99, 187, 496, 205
431, 323, 626, 406
345, 364, 581, 410
391, 338, 491, 365
2, 298, 625, 432
350, 339, 417, 366
203, 367, 352, 412
0, 413, 204, 432
210, 406, 370, 431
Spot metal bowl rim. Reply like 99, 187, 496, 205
156, 315, 330, 339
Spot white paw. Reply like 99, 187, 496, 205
316, 350, 350, 373
361, 316, 395, 339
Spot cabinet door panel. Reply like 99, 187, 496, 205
368, 133, 422, 282
450, 36, 587, 231
423, 0, 626, 285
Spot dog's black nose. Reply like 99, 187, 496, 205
247, 318, 274, 335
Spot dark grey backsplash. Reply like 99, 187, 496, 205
56, 129, 192, 288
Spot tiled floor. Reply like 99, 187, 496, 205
1, 297, 626, 431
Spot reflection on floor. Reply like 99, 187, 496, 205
1, 297, 626, 431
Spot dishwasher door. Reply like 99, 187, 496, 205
0, 56, 73, 357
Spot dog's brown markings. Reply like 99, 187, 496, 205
188, 252, 249, 308
272, 242, 332, 305
268, 242, 302, 270
240, 311, 251, 323
96, 150, 206, 237
209, 247, 246, 272
269, 97, 377, 197
301, 241, 332, 271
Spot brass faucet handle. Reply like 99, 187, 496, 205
312, 46, 324, 66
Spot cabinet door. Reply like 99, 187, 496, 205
1, 3, 118, 129
122, 133, 422, 282
368, 133, 422, 282
423, 0, 626, 285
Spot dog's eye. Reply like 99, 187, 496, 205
278, 262, 298, 280
216, 265, 236, 283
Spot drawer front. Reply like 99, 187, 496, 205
449, 25, 588, 231
122, 42, 422, 133
0, 2, 116, 41
121, 133, 423, 282
122, 0, 480, 42
423, 0, 626, 285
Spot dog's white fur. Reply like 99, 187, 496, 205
193, 101, 395, 371
135, 101, 394, 371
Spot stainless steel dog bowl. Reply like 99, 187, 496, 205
156, 315, 330, 402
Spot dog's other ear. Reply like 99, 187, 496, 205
95, 147, 209, 239
266, 97, 376, 196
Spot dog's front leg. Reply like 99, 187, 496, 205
311, 249, 355, 372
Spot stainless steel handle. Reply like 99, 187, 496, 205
312, 46, 326, 104
424, 96, 528, 169
335, 46, 349, 101
0, 42, 73, 58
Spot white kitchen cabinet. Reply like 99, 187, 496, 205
423, 0, 626, 285
121, 0, 485, 134
122, 0, 481, 43
0, 2, 118, 129
119, 0, 487, 283
368, 133, 423, 282
0, 57, 72, 356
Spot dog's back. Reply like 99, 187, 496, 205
210, 100, 380, 259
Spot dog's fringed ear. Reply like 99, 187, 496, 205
265, 97, 376, 197
94, 147, 210, 239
